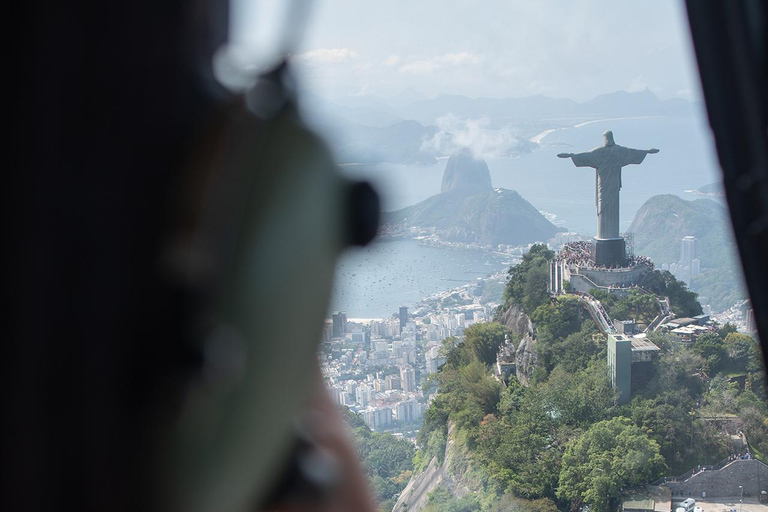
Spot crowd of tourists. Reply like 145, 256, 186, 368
557, 242, 655, 271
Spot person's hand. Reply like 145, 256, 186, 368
557, 153, 573, 158
648, 148, 660, 154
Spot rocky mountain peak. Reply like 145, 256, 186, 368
440, 151, 493, 194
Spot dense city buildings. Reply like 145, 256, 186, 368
320, 273, 500, 434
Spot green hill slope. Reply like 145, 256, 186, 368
628, 194, 746, 310
628, 194, 733, 268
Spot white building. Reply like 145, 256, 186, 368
360, 407, 393, 430
355, 383, 372, 407
395, 400, 424, 423
400, 366, 416, 393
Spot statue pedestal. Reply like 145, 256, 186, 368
591, 238, 626, 267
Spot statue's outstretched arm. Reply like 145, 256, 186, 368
647, 148, 660, 154
557, 153, 573, 158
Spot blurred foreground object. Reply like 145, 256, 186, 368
686, 0, 768, 362
6, 1, 378, 511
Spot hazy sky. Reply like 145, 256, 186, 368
230, 0, 702, 102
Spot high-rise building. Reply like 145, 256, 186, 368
385, 374, 401, 391
395, 400, 424, 423
355, 383, 370, 407
680, 236, 698, 266
401, 346, 416, 365
691, 258, 701, 277
399, 306, 408, 333
426, 346, 446, 374
400, 365, 416, 393
332, 311, 347, 338
360, 407, 392, 430
321, 321, 333, 343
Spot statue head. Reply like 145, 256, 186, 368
603, 130, 615, 146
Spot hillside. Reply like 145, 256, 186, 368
628, 194, 746, 310
628, 194, 734, 268
391, 245, 767, 512
383, 154, 559, 246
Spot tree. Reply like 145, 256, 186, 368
488, 494, 559, 512
692, 332, 727, 375
503, 243, 555, 314
558, 417, 667, 512
541, 363, 615, 428
463, 322, 508, 367
473, 403, 560, 499
530, 296, 595, 373
630, 393, 696, 472
339, 406, 416, 505
422, 487, 480, 512
724, 332, 762, 373
639, 270, 702, 318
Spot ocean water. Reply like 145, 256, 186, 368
330, 239, 512, 318
331, 115, 723, 317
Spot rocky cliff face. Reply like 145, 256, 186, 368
440, 151, 493, 194
514, 334, 539, 386
498, 304, 539, 386
498, 304, 534, 338
392, 421, 482, 512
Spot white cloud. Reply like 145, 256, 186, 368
627, 76, 648, 93
296, 48, 359, 64
384, 54, 400, 67
421, 114, 521, 159
398, 60, 439, 74
398, 52, 483, 74
674, 88, 695, 100
437, 52, 482, 66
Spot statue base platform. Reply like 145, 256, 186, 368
591, 237, 626, 267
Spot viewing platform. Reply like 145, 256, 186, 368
549, 239, 655, 297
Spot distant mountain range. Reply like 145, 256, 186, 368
301, 89, 700, 165
328, 120, 439, 165
389, 89, 696, 126
383, 152, 559, 246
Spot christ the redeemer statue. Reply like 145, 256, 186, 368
558, 130, 659, 240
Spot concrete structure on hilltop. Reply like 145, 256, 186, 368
608, 333, 660, 405
663, 459, 768, 499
